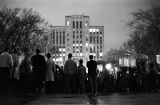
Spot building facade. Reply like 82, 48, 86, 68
52, 14, 104, 66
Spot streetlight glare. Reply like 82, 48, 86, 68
105, 63, 112, 70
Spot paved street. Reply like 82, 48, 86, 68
24, 93, 160, 105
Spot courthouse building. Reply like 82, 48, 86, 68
51, 14, 104, 66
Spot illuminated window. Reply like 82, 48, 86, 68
85, 43, 88, 47
93, 29, 96, 32
85, 21, 88, 26
80, 53, 83, 56
89, 29, 92, 32
67, 21, 69, 26
100, 53, 103, 56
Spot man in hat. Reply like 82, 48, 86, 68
31, 49, 46, 95
64, 53, 77, 93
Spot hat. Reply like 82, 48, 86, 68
36, 49, 40, 53
68, 53, 72, 58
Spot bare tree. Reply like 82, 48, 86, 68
126, 1, 160, 61
0, 7, 48, 53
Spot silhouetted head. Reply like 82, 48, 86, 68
46, 53, 51, 59
79, 59, 83, 65
89, 55, 93, 60
68, 53, 72, 59
36, 49, 40, 54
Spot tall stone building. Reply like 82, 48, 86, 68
52, 14, 104, 66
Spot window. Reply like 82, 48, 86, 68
60, 35, 62, 44
67, 21, 69, 26
76, 21, 78, 28
77, 35, 78, 38
90, 47, 92, 53
80, 48, 82, 53
80, 21, 82, 28
63, 35, 65, 44
93, 46, 96, 53
93, 36, 95, 44
56, 35, 58, 44
90, 36, 92, 43
73, 41, 75, 43
73, 21, 75, 28
86, 38, 88, 41
67, 38, 69, 41
85, 21, 88, 26
80, 35, 82, 39
73, 47, 75, 53
73, 34, 75, 39
53, 32, 55, 44
97, 36, 99, 44
100, 37, 102, 44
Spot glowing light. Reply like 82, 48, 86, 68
52, 58, 55, 61
59, 58, 63, 62
100, 53, 103, 56
105, 63, 112, 70
156, 55, 160, 64
85, 43, 88, 47
97, 64, 103, 72
89, 29, 92, 32
93, 29, 96, 32
59, 48, 62, 51
80, 53, 83, 56
67, 21, 69, 26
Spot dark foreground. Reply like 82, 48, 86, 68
1, 92, 160, 105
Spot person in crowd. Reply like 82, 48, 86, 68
19, 48, 32, 95
64, 53, 77, 93
124, 68, 131, 93
31, 49, 46, 95
78, 59, 86, 94
45, 53, 56, 94
0, 47, 13, 95
10, 47, 23, 94
147, 63, 157, 92
87, 55, 97, 95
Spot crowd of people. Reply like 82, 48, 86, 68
0, 47, 159, 97
0, 47, 98, 96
